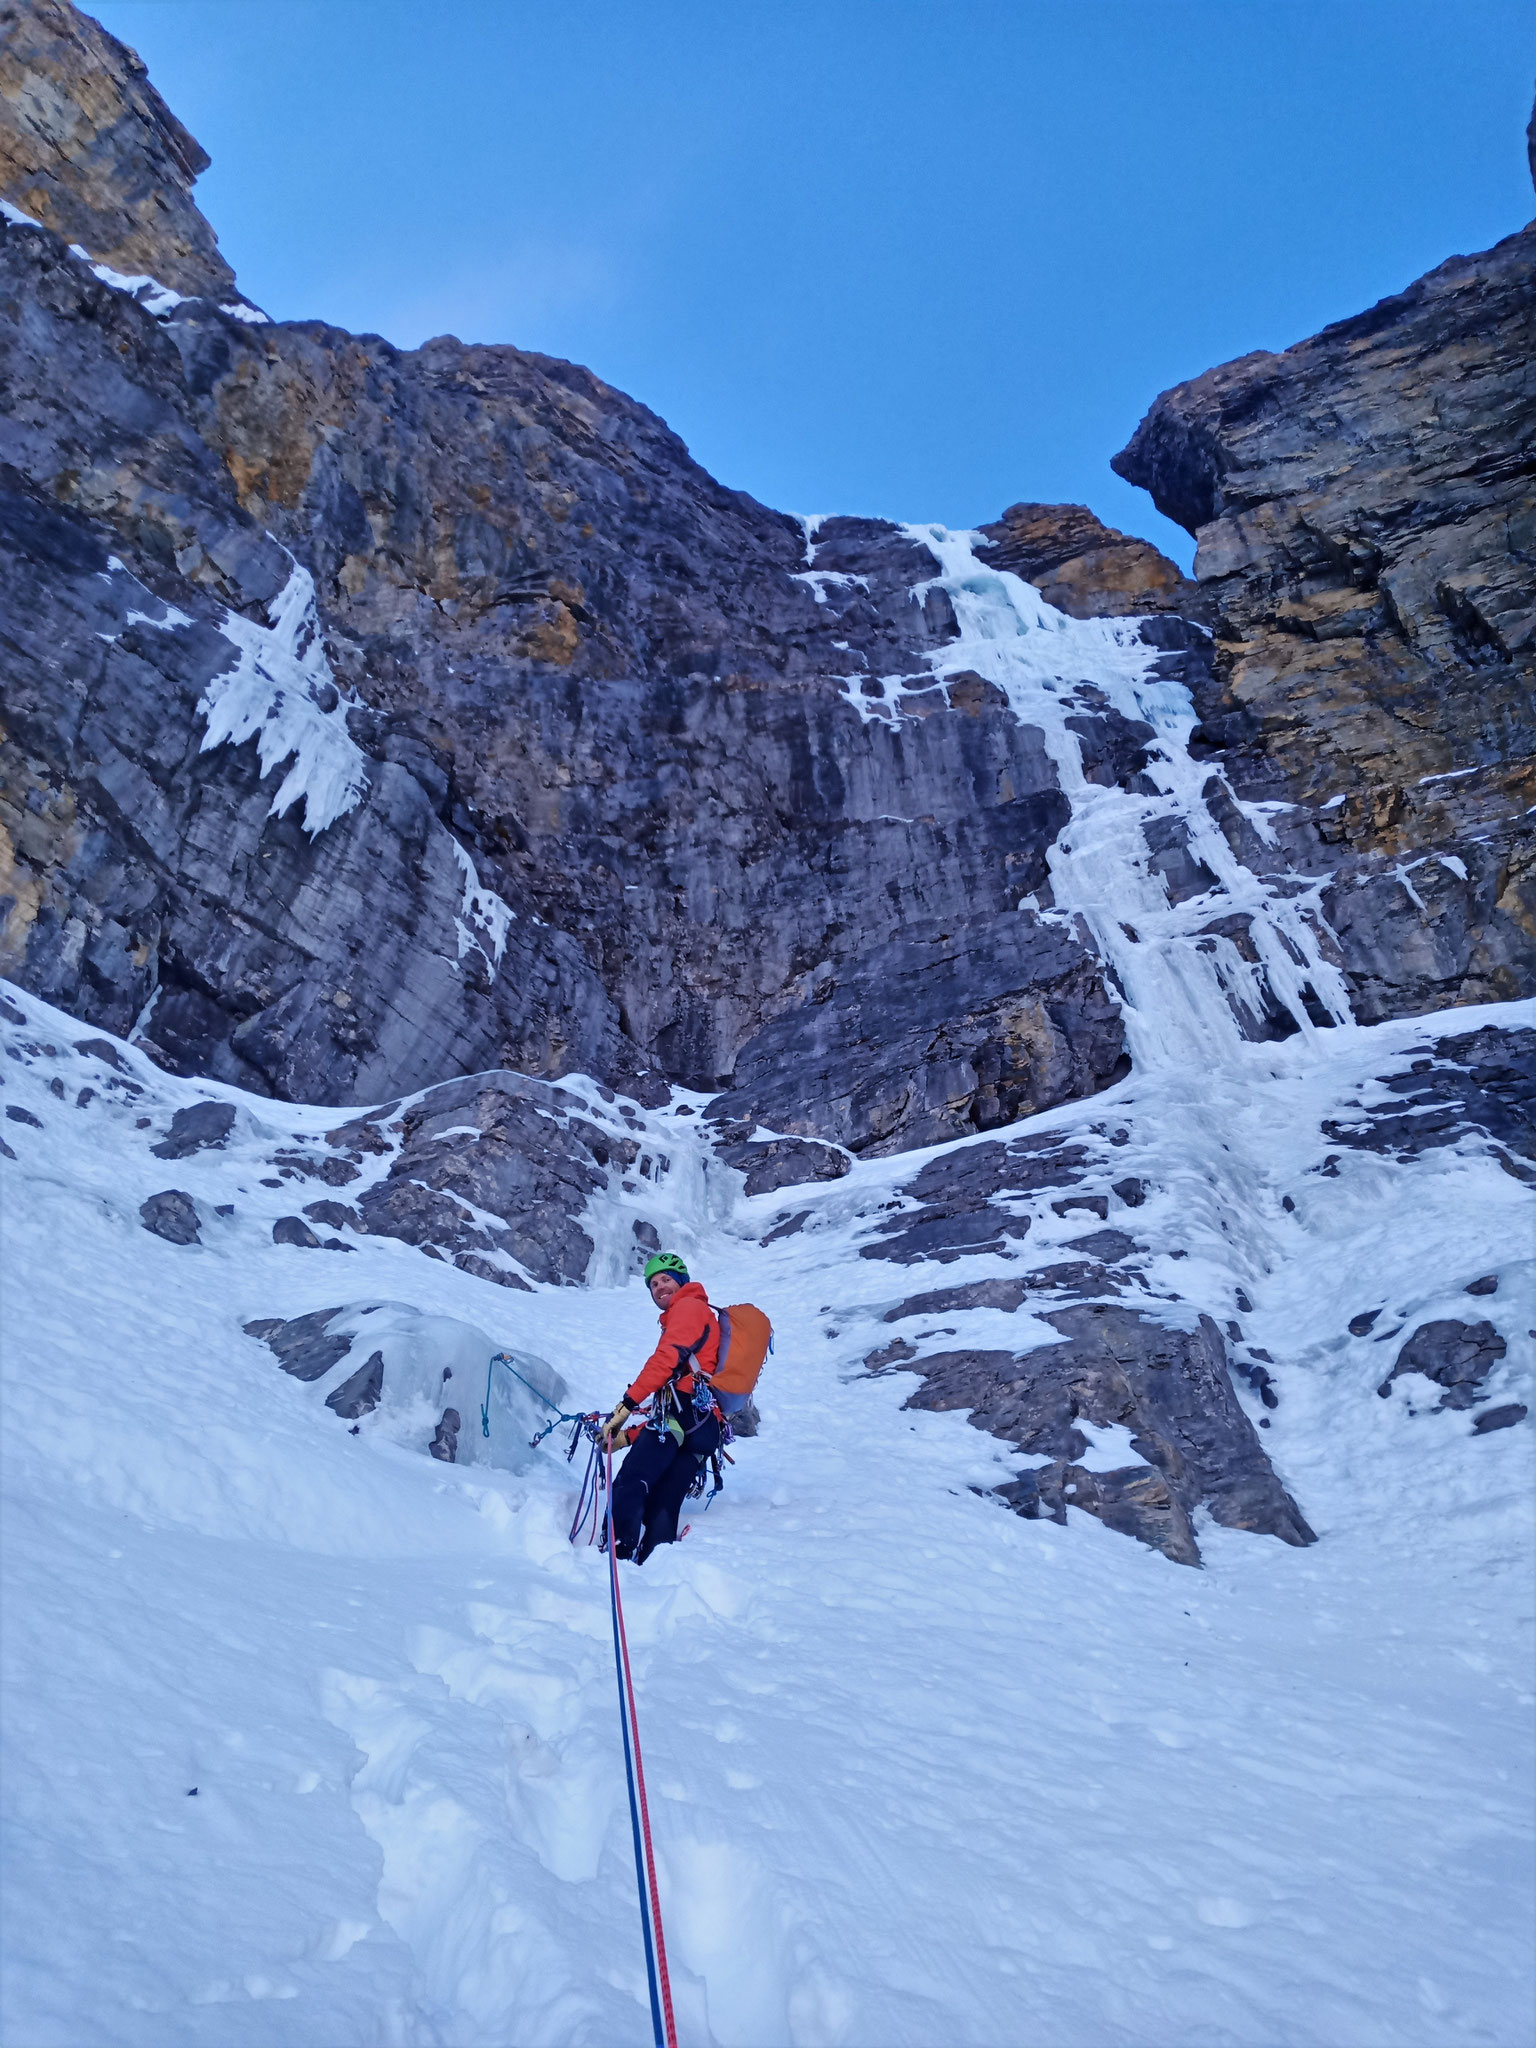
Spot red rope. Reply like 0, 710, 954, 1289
606, 1444, 679, 2048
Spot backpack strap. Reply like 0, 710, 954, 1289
666, 1306, 721, 1385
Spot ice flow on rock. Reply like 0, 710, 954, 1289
905, 525, 1354, 1069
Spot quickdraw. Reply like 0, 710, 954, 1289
566, 1413, 609, 1547
687, 1442, 734, 1510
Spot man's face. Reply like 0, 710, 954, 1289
649, 1271, 682, 1310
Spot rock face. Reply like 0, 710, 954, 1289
0, 192, 1132, 1145
841, 1096, 1331, 1565
0, 0, 236, 300
244, 1064, 685, 1289
354, 1070, 635, 1286
0, 226, 646, 1105
977, 502, 1205, 622
882, 1307, 1315, 1566
708, 913, 1129, 1155
2, 5, 1533, 1161
1321, 1024, 1535, 1184
859, 1129, 1092, 1264
1114, 213, 1536, 1023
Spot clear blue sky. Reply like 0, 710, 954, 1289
92, 1, 1533, 568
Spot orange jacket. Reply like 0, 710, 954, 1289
625, 1281, 720, 1406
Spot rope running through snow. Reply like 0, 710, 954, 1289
605, 1441, 679, 2048
485, 1353, 678, 2040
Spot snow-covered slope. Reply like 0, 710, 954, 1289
2, 978, 1531, 2047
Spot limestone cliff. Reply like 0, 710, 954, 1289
0, 0, 235, 299
0, 204, 1133, 1141
2, 0, 1533, 1155
977, 501, 1206, 623
1114, 201, 1535, 1021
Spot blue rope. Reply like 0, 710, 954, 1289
605, 1459, 668, 2047
480, 1350, 586, 1443
568, 1436, 605, 1545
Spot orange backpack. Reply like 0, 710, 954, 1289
711, 1303, 773, 1397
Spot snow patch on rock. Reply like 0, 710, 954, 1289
199, 562, 369, 836
2, 202, 268, 322
451, 842, 515, 973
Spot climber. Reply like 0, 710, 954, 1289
603, 1252, 722, 1563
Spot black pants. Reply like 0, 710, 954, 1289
612, 1411, 722, 1561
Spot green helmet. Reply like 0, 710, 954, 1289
643, 1251, 689, 1284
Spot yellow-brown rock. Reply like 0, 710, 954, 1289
977, 501, 1203, 622
1113, 223, 1535, 856
0, 0, 235, 299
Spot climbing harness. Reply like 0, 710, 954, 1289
605, 1441, 679, 2048
480, 1350, 591, 1448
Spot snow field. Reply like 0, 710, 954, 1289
1, 987, 1532, 2046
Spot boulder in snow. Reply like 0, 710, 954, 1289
1472, 1403, 1527, 1435
1063, 1227, 1141, 1264
151, 1100, 235, 1158
72, 1036, 129, 1072
139, 1189, 200, 1244
1001, 1459, 1198, 1567
715, 1133, 852, 1197
244, 1308, 353, 1381
1380, 1320, 1508, 1410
